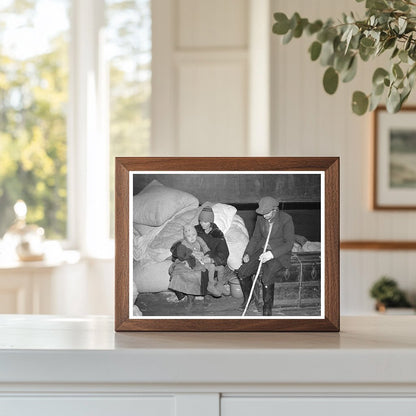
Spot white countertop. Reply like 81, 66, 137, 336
0, 315, 415, 387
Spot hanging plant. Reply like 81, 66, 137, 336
272, 0, 416, 115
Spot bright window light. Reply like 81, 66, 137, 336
106, 0, 151, 237
0, 0, 70, 239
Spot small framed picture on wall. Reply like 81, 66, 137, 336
374, 106, 416, 209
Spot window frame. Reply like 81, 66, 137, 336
68, 0, 111, 257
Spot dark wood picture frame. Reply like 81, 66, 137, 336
373, 106, 416, 210
115, 157, 339, 332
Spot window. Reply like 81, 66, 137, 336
0, 0, 70, 239
106, 0, 151, 237
0, 0, 151, 253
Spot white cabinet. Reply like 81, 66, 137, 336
221, 398, 416, 416
0, 255, 114, 315
0, 316, 416, 415
1, 396, 175, 416
0, 266, 57, 314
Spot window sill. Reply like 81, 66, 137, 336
0, 249, 81, 271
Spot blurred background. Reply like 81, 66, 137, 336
0, 0, 415, 316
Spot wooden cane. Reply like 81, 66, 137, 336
242, 221, 274, 317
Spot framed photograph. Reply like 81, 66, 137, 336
374, 106, 416, 209
115, 157, 339, 332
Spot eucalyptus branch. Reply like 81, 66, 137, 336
272, 0, 416, 114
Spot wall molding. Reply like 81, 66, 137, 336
340, 241, 416, 250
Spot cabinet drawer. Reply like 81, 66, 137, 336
1, 396, 174, 416
221, 397, 416, 416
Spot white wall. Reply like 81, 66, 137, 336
81, 0, 416, 316
271, 0, 416, 313
152, 0, 250, 156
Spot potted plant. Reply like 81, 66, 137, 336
369, 276, 413, 312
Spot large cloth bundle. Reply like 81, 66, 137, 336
132, 182, 249, 293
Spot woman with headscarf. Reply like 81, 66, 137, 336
195, 206, 230, 296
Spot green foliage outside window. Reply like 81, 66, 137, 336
0, 1, 69, 238
0, 0, 151, 240
107, 0, 151, 237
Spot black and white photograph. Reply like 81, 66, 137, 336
130, 171, 324, 319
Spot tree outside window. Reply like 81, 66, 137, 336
0, 0, 151, 243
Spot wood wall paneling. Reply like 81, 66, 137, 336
270, 0, 416, 314
177, 0, 248, 49
177, 61, 247, 156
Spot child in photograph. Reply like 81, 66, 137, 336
180, 224, 221, 297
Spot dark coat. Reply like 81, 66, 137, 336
170, 241, 196, 269
195, 223, 229, 267
244, 211, 295, 268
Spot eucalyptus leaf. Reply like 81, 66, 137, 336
307, 20, 323, 35
383, 37, 396, 50
399, 49, 408, 63
393, 63, 404, 79
341, 26, 352, 42
408, 71, 416, 88
345, 25, 359, 52
360, 37, 375, 48
334, 52, 351, 72
309, 41, 322, 61
398, 17, 407, 34
342, 56, 358, 82
369, 30, 381, 44
409, 45, 416, 60
347, 13, 355, 24
290, 12, 301, 30
393, 0, 409, 12
282, 29, 294, 44
407, 65, 416, 88
369, 92, 383, 111
391, 47, 399, 59
396, 80, 404, 89
366, 0, 388, 10
408, 64, 416, 78
372, 68, 389, 85
386, 87, 401, 112
374, 82, 385, 96
352, 91, 369, 115
317, 29, 328, 43
400, 86, 411, 106
405, 34, 413, 51
293, 18, 308, 38
320, 40, 335, 66
273, 13, 290, 35
359, 44, 375, 61
323, 67, 339, 94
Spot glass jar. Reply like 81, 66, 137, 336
3, 200, 45, 261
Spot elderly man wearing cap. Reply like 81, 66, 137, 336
237, 196, 295, 316
195, 206, 230, 297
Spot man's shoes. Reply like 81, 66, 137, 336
262, 283, 275, 316
253, 280, 263, 311
239, 277, 253, 311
